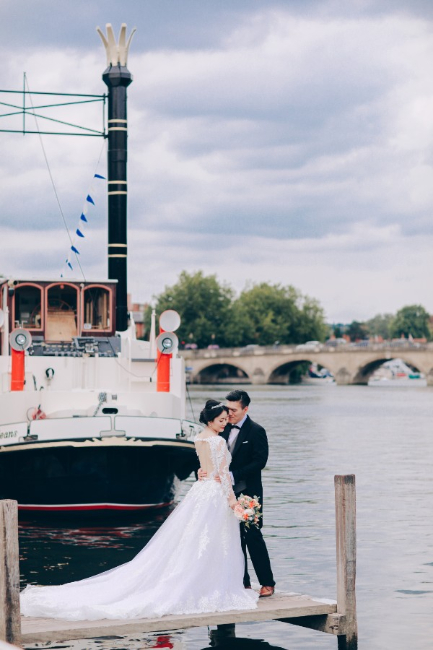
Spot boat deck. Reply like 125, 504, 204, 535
21, 591, 337, 643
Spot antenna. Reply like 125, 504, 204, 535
0, 83, 106, 138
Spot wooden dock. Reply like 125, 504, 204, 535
20, 592, 338, 642
0, 475, 358, 649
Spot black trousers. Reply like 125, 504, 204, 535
240, 522, 275, 587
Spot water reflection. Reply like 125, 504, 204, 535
19, 513, 173, 588
207, 625, 286, 649
24, 629, 288, 650
24, 632, 184, 649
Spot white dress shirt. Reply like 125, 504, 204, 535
227, 413, 248, 450
228, 413, 248, 484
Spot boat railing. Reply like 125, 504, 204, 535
0, 415, 201, 447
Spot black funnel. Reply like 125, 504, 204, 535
98, 23, 136, 332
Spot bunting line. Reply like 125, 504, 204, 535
61, 171, 106, 276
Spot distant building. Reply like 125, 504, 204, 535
127, 295, 148, 339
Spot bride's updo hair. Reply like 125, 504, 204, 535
199, 399, 229, 425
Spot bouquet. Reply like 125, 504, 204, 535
233, 494, 262, 529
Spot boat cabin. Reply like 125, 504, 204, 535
0, 278, 117, 348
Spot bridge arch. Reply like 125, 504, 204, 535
352, 355, 424, 384
182, 346, 433, 386
267, 359, 333, 385
193, 362, 250, 384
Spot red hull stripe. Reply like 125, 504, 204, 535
18, 502, 173, 511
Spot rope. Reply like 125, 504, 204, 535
186, 382, 196, 421
24, 74, 87, 280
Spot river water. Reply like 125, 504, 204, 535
19, 385, 433, 650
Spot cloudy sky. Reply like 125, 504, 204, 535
1, 0, 433, 323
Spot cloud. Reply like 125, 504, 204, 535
125, 223, 433, 323
124, 12, 433, 240
1, 5, 433, 321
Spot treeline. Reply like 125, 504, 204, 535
340, 305, 432, 342
144, 271, 328, 349
143, 271, 432, 347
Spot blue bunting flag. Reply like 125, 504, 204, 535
61, 168, 105, 276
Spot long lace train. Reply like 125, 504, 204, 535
21, 477, 258, 620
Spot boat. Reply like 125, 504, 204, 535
368, 359, 427, 387
0, 24, 201, 514
302, 364, 335, 385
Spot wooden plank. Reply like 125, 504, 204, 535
0, 500, 21, 647
335, 475, 358, 649
21, 593, 336, 643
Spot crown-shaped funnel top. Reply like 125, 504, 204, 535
97, 23, 136, 67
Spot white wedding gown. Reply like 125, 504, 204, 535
20, 434, 258, 620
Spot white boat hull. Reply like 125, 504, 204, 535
368, 378, 427, 387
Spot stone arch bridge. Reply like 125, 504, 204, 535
181, 343, 433, 386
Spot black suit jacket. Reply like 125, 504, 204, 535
221, 415, 269, 512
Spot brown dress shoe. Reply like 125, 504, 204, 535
259, 586, 275, 597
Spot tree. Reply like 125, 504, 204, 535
144, 271, 234, 349
145, 273, 328, 349
365, 313, 394, 340
297, 296, 328, 343
227, 283, 295, 346
347, 320, 367, 342
226, 282, 327, 347
333, 325, 343, 338
390, 305, 431, 340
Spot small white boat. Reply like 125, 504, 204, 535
368, 359, 427, 387
302, 364, 335, 385
368, 375, 427, 387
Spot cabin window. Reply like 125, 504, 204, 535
46, 284, 78, 341
14, 285, 42, 329
83, 287, 111, 331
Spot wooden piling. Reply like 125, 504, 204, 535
0, 500, 21, 647
335, 475, 358, 650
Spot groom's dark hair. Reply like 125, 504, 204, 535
226, 389, 251, 408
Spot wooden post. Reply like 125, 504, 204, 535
335, 475, 358, 650
0, 500, 21, 646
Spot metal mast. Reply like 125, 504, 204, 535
97, 24, 136, 332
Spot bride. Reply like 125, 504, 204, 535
20, 400, 258, 620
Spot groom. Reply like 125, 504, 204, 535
199, 389, 275, 597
